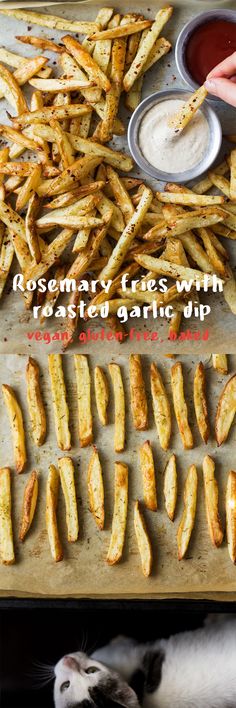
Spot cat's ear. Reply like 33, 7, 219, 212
143, 649, 165, 694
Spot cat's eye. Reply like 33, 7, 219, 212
60, 680, 70, 693
85, 666, 99, 674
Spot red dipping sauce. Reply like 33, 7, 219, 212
186, 19, 236, 85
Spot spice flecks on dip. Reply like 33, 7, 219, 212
139, 98, 209, 174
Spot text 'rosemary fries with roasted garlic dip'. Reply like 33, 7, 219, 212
0, 4, 234, 346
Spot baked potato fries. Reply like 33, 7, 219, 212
0, 354, 236, 575
0, 7, 234, 344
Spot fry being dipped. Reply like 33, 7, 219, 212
19, 470, 38, 541
2, 384, 27, 473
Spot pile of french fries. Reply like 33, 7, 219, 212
0, 8, 235, 342
0, 352, 236, 576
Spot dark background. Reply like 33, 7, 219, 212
0, 599, 235, 708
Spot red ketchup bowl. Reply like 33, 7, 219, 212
175, 9, 236, 97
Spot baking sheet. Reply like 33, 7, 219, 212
0, 352, 236, 598
0, 1, 235, 355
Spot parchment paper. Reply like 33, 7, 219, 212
0, 352, 236, 599
0, 1, 235, 355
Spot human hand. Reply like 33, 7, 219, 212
205, 51, 236, 107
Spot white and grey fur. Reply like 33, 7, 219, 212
54, 615, 236, 708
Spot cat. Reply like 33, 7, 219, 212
54, 615, 236, 708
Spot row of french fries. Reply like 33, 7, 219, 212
1, 354, 235, 478
0, 8, 235, 342
1, 451, 236, 578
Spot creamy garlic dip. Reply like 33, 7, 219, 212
139, 98, 209, 174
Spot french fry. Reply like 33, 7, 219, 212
89, 19, 152, 41
164, 454, 177, 521
134, 500, 152, 577
37, 155, 102, 197
94, 366, 109, 426
0, 62, 27, 114
62, 35, 111, 93
226, 470, 236, 563
177, 465, 198, 560
134, 255, 219, 288
100, 186, 153, 280
171, 362, 193, 450
13, 103, 92, 130
0, 230, 14, 299
139, 440, 157, 511
109, 363, 125, 453
157, 191, 224, 206
19, 470, 38, 542
169, 85, 208, 133
0, 468, 14, 565
16, 35, 64, 54
193, 362, 210, 444
107, 165, 134, 224
203, 455, 223, 548
46, 464, 63, 562
2, 384, 26, 473
107, 462, 128, 565
16, 165, 42, 212
74, 355, 93, 447
215, 374, 236, 446
124, 7, 173, 91
88, 446, 105, 530
0, 9, 99, 35
26, 357, 46, 447
25, 192, 41, 264
129, 354, 148, 431
58, 457, 79, 543
29, 77, 94, 92
99, 36, 126, 142
48, 354, 71, 451
212, 354, 228, 375
0, 125, 42, 154
150, 362, 171, 450
50, 119, 75, 169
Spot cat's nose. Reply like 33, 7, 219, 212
63, 656, 80, 671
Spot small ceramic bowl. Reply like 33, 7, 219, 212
175, 9, 236, 93
127, 89, 222, 183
